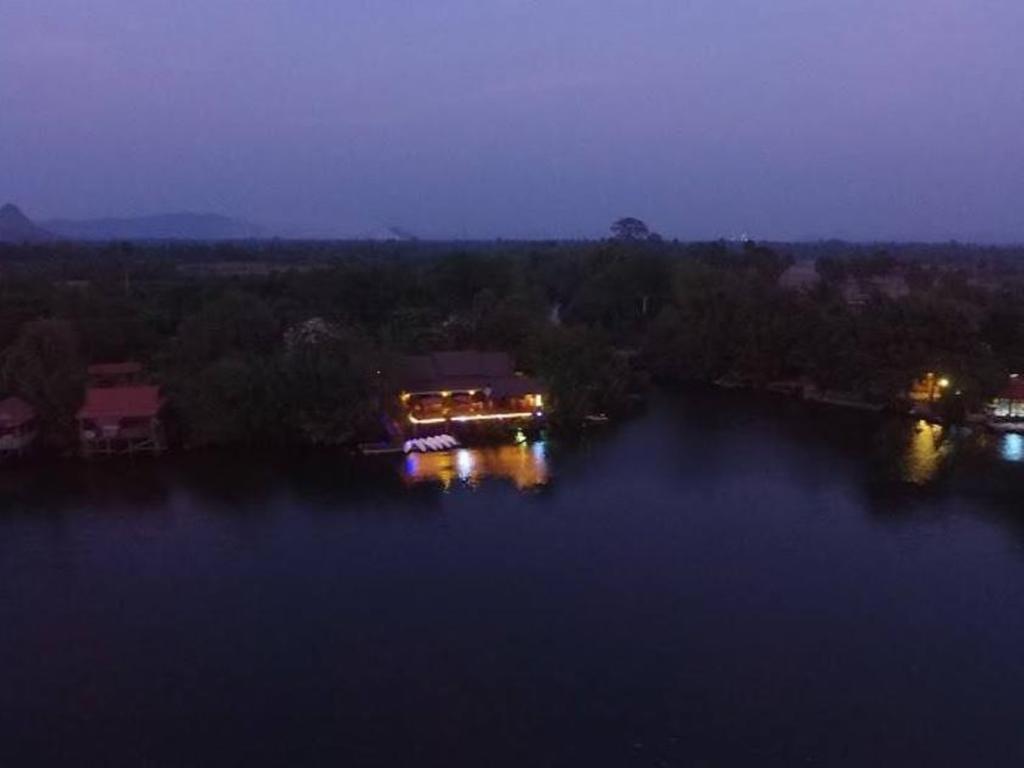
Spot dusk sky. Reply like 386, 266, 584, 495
3, 0, 1022, 240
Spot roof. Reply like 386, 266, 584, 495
1000, 377, 1024, 401
0, 397, 35, 427
432, 351, 512, 379
77, 386, 163, 421
490, 376, 544, 398
400, 351, 512, 391
87, 362, 143, 377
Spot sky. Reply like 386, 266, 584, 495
2, 0, 1023, 241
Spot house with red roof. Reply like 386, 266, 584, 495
0, 397, 38, 457
77, 384, 166, 456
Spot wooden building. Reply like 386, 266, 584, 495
77, 385, 166, 457
0, 397, 38, 457
398, 351, 546, 435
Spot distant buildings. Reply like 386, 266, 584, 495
778, 260, 910, 306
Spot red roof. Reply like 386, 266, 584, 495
1001, 377, 1024, 401
0, 397, 35, 427
87, 362, 143, 377
77, 386, 163, 421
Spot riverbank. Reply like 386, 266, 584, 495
0, 375, 1016, 471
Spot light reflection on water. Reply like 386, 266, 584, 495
903, 421, 950, 485
1001, 433, 1024, 463
402, 442, 549, 490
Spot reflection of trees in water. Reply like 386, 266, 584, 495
0, 452, 445, 520
0, 459, 174, 517
168, 452, 444, 518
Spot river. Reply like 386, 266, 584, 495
2, 390, 1023, 766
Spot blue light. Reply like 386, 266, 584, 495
1001, 434, 1024, 463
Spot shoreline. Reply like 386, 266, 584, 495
1, 382, 1019, 469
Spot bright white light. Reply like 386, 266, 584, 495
1002, 434, 1024, 463
456, 449, 474, 480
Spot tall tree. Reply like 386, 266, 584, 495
1, 319, 85, 446
610, 217, 651, 242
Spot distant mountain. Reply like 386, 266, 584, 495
43, 212, 265, 241
0, 203, 53, 243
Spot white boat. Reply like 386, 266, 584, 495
403, 434, 460, 453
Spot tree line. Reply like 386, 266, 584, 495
1, 233, 1022, 452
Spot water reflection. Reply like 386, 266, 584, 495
903, 421, 951, 485
1001, 434, 1024, 463
402, 442, 549, 490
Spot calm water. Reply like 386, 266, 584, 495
2, 391, 1024, 767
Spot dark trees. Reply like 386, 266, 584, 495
610, 217, 651, 242
1, 319, 84, 446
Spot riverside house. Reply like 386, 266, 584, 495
0, 397, 38, 457
398, 351, 546, 436
77, 375, 166, 457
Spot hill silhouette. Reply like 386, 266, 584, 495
0, 204, 53, 243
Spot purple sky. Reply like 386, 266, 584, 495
2, 0, 1023, 240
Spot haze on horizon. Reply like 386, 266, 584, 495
2, 0, 1022, 242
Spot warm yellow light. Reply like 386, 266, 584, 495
535, 394, 544, 408
408, 415, 446, 425
440, 391, 451, 398
938, 378, 951, 389
400, 392, 410, 403
451, 412, 535, 423
410, 411, 541, 425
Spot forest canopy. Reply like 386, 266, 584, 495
1, 236, 1022, 450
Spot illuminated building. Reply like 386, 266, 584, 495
908, 372, 950, 404
988, 375, 1024, 429
396, 351, 547, 434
